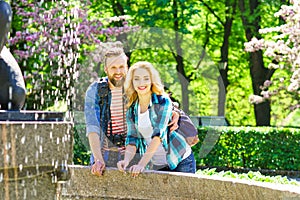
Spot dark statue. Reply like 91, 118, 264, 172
0, 1, 26, 110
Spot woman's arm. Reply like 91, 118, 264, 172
117, 144, 137, 172
128, 136, 161, 177
137, 136, 161, 167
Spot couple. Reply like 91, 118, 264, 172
84, 42, 196, 177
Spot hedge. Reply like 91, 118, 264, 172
74, 124, 300, 171
73, 124, 91, 165
193, 126, 300, 171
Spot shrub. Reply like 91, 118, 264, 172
193, 126, 300, 171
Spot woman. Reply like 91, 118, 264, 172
117, 61, 196, 177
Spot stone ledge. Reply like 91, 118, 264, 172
61, 165, 300, 200
0, 111, 65, 121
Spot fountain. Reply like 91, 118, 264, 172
0, 117, 73, 200
0, 1, 299, 199
0, 1, 73, 199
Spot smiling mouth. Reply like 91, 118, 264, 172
114, 75, 123, 79
138, 86, 147, 90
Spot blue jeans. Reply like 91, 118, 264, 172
172, 152, 196, 173
154, 152, 196, 173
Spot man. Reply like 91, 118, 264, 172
84, 42, 179, 176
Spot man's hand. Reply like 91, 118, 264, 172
185, 136, 199, 146
91, 160, 106, 176
169, 110, 180, 132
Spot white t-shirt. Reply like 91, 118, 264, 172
138, 107, 191, 166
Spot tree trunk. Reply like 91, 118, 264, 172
173, 0, 190, 113
250, 51, 271, 125
199, 0, 235, 116
176, 49, 189, 113
218, 0, 236, 116
238, 0, 273, 126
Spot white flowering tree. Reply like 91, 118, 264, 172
245, 0, 300, 121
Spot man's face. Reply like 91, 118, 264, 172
105, 55, 128, 88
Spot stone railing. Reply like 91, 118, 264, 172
61, 166, 300, 200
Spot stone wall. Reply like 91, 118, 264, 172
0, 122, 73, 168
62, 166, 300, 200
0, 121, 73, 200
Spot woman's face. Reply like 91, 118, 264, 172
132, 68, 152, 96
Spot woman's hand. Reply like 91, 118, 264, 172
127, 136, 160, 177
129, 164, 145, 177
117, 160, 129, 173
91, 160, 106, 176
117, 145, 137, 173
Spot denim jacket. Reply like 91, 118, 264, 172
84, 77, 111, 140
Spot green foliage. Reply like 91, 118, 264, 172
8, 0, 295, 125
45, 100, 68, 112
196, 168, 300, 186
283, 109, 300, 127
73, 123, 91, 165
193, 126, 300, 171
74, 124, 300, 171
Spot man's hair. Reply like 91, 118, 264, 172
103, 41, 126, 67
105, 41, 124, 57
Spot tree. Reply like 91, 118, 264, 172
9, 0, 138, 110
198, 0, 237, 116
245, 0, 299, 122
96, 0, 203, 114
238, 0, 275, 125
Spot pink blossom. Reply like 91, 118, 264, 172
263, 80, 273, 87
249, 95, 265, 104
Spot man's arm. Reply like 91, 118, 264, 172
88, 132, 105, 163
88, 132, 106, 176
84, 82, 106, 176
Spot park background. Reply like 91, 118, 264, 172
5, 0, 300, 177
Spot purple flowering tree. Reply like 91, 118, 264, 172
9, 0, 138, 110
245, 0, 300, 119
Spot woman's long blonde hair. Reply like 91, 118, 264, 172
124, 61, 165, 107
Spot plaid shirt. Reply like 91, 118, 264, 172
126, 93, 188, 170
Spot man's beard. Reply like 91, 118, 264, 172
109, 76, 125, 87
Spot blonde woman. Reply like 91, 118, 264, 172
85, 42, 180, 176
117, 61, 196, 177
